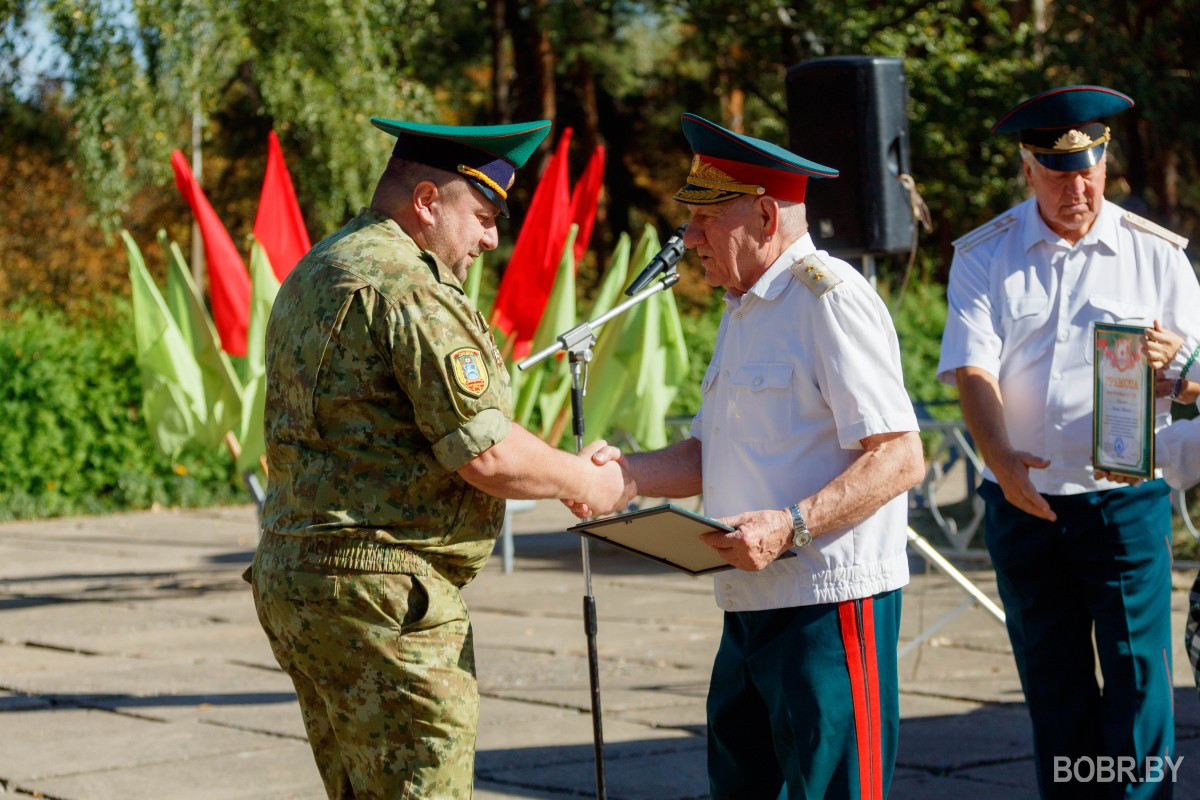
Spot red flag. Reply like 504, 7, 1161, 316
568, 144, 605, 264
491, 128, 574, 361
170, 150, 250, 357
253, 131, 311, 282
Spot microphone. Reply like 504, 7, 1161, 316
624, 224, 689, 296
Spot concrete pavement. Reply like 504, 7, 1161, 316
1, 502, 1199, 798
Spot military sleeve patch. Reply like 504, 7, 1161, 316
449, 347, 489, 397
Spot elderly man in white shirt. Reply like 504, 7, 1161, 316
938, 85, 1200, 799
579, 113, 923, 800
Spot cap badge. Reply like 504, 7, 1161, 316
1054, 129, 1094, 151
686, 155, 766, 196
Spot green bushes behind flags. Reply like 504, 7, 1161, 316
0, 301, 242, 520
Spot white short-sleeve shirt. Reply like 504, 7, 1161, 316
1158, 409, 1200, 491
692, 234, 919, 611
938, 197, 1200, 495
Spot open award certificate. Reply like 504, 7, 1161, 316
1093, 323, 1155, 479
570, 504, 768, 575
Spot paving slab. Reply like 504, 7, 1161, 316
603, 703, 707, 734
22, 739, 325, 800
471, 609, 720, 668
0, 709, 280, 781
896, 703, 1033, 771
890, 771, 1033, 799
476, 698, 691, 759
3, 502, 1200, 799
477, 737, 708, 800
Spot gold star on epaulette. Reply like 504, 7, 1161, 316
789, 254, 843, 298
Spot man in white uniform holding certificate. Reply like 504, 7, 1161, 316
579, 112, 923, 800
938, 85, 1200, 798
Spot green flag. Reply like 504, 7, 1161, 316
612, 266, 690, 450
513, 225, 578, 433
122, 230, 206, 457
587, 232, 631, 320
584, 224, 689, 450
463, 252, 487, 315
533, 225, 579, 439
160, 231, 197, 356
237, 240, 281, 473
157, 231, 243, 451
583, 225, 660, 443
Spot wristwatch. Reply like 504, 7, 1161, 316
787, 503, 812, 548
1171, 378, 1186, 403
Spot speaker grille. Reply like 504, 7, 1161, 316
786, 56, 914, 257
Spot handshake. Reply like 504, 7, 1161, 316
565, 439, 637, 518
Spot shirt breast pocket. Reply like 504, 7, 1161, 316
730, 362, 794, 443
1001, 293, 1048, 337
1083, 297, 1153, 364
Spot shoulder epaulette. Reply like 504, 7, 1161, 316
953, 214, 1017, 252
1123, 211, 1189, 249
789, 254, 843, 298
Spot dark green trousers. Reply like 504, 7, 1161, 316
707, 590, 901, 800
982, 479, 1175, 799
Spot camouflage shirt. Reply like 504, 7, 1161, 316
260, 208, 512, 586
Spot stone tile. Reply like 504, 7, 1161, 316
21, 738, 325, 800
0, 709, 284, 781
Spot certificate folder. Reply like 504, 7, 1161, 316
570, 504, 795, 576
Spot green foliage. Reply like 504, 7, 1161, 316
34, 0, 438, 233
673, 0, 1042, 270
668, 292, 723, 419
1045, 0, 1200, 236
883, 270, 958, 419
0, 299, 242, 520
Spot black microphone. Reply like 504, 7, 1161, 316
624, 224, 689, 296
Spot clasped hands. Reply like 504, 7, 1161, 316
567, 447, 792, 571
566, 440, 637, 517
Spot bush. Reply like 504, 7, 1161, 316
885, 275, 959, 420
668, 292, 724, 420
0, 299, 243, 520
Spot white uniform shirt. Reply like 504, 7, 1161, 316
938, 197, 1200, 495
692, 234, 919, 611
1158, 410, 1200, 491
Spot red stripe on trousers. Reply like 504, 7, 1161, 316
839, 598, 883, 800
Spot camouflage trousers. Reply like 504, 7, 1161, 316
250, 533, 478, 799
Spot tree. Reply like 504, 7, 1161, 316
1045, 0, 1200, 237
33, 0, 439, 235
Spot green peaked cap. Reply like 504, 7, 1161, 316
370, 117, 551, 216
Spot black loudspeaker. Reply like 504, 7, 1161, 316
785, 56, 914, 257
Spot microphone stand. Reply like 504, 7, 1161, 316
518, 267, 681, 800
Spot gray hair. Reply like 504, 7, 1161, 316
774, 198, 809, 240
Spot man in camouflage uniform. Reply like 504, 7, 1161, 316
250, 118, 633, 799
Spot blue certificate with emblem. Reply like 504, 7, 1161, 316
1093, 323, 1154, 479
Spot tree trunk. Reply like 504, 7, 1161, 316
489, 0, 511, 123
506, 0, 556, 178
